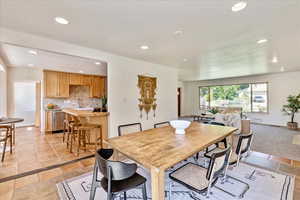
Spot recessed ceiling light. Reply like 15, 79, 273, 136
280, 66, 285, 72
174, 30, 183, 36
140, 45, 149, 50
28, 50, 37, 55
95, 62, 101, 65
79, 70, 84, 73
55, 17, 69, 25
183, 58, 188, 62
272, 56, 278, 63
232, 1, 247, 12
257, 39, 268, 44
28, 64, 34, 67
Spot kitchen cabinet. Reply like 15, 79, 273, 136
44, 71, 70, 98
82, 75, 92, 86
69, 73, 83, 85
58, 72, 70, 97
44, 71, 59, 98
44, 70, 106, 98
91, 76, 106, 98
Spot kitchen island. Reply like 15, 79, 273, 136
62, 109, 109, 148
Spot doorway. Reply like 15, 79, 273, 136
177, 88, 181, 117
13, 81, 36, 126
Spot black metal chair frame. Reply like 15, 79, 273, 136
195, 121, 227, 161
205, 132, 254, 198
154, 121, 170, 128
118, 123, 142, 136
89, 149, 147, 200
169, 146, 231, 199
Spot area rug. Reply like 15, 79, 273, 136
57, 162, 294, 200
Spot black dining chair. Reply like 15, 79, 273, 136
169, 146, 232, 199
154, 121, 170, 128
118, 123, 142, 136
195, 121, 228, 161
204, 132, 254, 198
89, 148, 147, 200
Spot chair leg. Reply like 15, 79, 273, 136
1, 137, 7, 162
168, 181, 172, 200
70, 129, 73, 153
123, 191, 127, 200
66, 126, 70, 148
89, 163, 98, 200
63, 122, 66, 143
9, 134, 12, 154
107, 192, 113, 200
77, 130, 81, 156
215, 175, 250, 198
12, 124, 15, 145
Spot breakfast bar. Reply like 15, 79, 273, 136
62, 109, 109, 149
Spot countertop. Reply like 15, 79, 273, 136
62, 108, 109, 117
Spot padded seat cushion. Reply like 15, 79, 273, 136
100, 173, 146, 193
169, 163, 209, 192
204, 147, 238, 164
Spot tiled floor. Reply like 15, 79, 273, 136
1, 127, 300, 200
0, 127, 94, 180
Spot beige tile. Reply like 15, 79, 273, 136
0, 180, 15, 196
60, 162, 83, 174
38, 168, 63, 182
15, 174, 39, 189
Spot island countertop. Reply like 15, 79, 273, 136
62, 108, 109, 117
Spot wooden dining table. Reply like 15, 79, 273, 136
106, 121, 237, 200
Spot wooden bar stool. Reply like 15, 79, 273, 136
76, 124, 102, 156
0, 125, 12, 162
63, 114, 74, 144
68, 121, 81, 153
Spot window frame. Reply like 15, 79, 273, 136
199, 82, 269, 113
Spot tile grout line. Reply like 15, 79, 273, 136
0, 154, 94, 183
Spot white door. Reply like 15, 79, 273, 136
14, 82, 36, 126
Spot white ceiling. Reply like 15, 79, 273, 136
1, 0, 300, 80
0, 43, 107, 75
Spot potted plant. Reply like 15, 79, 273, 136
101, 96, 108, 112
208, 107, 219, 115
282, 94, 300, 130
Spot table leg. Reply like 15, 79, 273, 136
151, 167, 165, 200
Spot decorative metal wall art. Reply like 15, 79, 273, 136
137, 75, 157, 119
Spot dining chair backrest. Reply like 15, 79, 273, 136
95, 149, 138, 181
236, 131, 253, 156
154, 121, 170, 128
206, 146, 231, 180
118, 123, 142, 136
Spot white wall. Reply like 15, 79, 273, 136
182, 71, 300, 126
0, 28, 178, 136
0, 56, 7, 117
7, 67, 42, 126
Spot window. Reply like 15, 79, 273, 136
199, 82, 268, 113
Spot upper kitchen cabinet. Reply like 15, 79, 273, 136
69, 73, 83, 85
58, 72, 70, 97
44, 70, 106, 98
81, 75, 92, 86
91, 76, 106, 98
44, 70, 70, 98
44, 71, 59, 98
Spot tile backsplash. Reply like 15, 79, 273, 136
44, 85, 102, 109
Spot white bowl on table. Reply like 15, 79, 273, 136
170, 120, 191, 134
